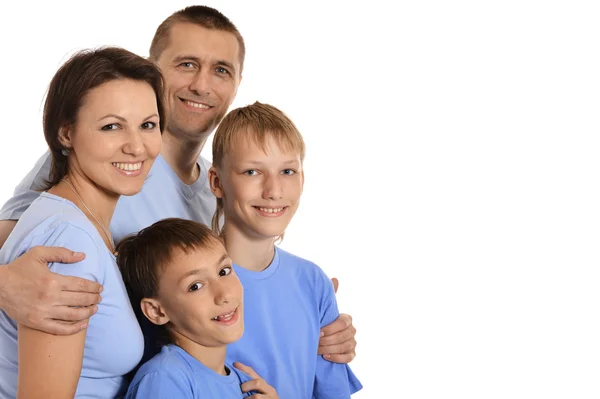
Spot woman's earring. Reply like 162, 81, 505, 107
61, 148, 70, 156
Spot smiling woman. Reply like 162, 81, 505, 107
0, 47, 164, 398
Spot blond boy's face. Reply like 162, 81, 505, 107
156, 241, 244, 347
218, 134, 304, 239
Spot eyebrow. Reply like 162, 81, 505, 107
243, 159, 300, 165
178, 253, 231, 284
97, 114, 159, 123
173, 55, 237, 74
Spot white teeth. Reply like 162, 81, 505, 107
212, 310, 235, 321
112, 162, 142, 171
185, 100, 210, 109
258, 207, 284, 213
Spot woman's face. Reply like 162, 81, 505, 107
66, 78, 162, 196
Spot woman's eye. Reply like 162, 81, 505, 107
101, 123, 119, 131
189, 282, 204, 292
219, 266, 232, 277
141, 121, 156, 130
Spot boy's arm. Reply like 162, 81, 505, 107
318, 278, 357, 364
0, 246, 102, 335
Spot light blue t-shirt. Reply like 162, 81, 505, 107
0, 193, 144, 398
0, 151, 216, 242
227, 247, 363, 398
126, 344, 254, 398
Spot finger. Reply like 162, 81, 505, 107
321, 351, 356, 364
58, 275, 103, 294
240, 379, 274, 395
331, 277, 339, 293
318, 336, 356, 356
32, 246, 86, 264
234, 361, 262, 380
50, 304, 98, 323
58, 291, 102, 307
37, 319, 90, 336
320, 313, 352, 337
318, 323, 355, 346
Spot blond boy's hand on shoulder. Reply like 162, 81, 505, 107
234, 362, 280, 398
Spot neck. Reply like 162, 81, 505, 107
49, 171, 118, 252
222, 222, 276, 272
172, 330, 229, 376
161, 130, 207, 185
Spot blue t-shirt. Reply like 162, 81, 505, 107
227, 247, 363, 398
0, 151, 216, 243
126, 344, 254, 398
0, 193, 144, 398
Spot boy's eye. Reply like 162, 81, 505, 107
244, 170, 258, 176
282, 169, 296, 176
189, 282, 204, 292
219, 267, 232, 277
101, 123, 119, 131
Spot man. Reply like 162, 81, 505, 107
0, 6, 355, 362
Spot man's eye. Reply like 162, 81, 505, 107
179, 62, 195, 68
216, 66, 229, 75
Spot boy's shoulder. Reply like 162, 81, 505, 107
133, 345, 194, 380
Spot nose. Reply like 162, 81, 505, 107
213, 278, 235, 306
189, 69, 212, 96
122, 129, 144, 157
262, 174, 283, 200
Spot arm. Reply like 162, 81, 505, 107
0, 220, 17, 248
317, 278, 357, 364
0, 246, 102, 335
15, 228, 103, 398
17, 324, 86, 398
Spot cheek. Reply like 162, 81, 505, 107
143, 133, 162, 157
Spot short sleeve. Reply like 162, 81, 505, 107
314, 272, 363, 398
0, 151, 51, 221
125, 371, 194, 399
24, 222, 103, 284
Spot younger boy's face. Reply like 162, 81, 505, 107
218, 134, 304, 239
157, 241, 244, 347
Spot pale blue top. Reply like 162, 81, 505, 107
126, 344, 254, 398
0, 193, 144, 398
226, 247, 363, 398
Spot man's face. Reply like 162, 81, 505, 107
156, 22, 242, 140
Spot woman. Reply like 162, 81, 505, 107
0, 47, 164, 398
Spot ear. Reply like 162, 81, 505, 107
301, 169, 305, 192
209, 166, 225, 199
57, 126, 73, 149
140, 298, 170, 326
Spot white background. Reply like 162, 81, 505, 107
1, 0, 599, 397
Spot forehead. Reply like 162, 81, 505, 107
227, 133, 302, 161
160, 22, 241, 70
78, 79, 157, 117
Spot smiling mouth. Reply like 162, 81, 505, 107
254, 206, 288, 214
112, 162, 143, 171
181, 99, 212, 109
211, 308, 237, 322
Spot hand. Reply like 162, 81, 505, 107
235, 362, 279, 398
0, 246, 102, 335
317, 277, 357, 364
